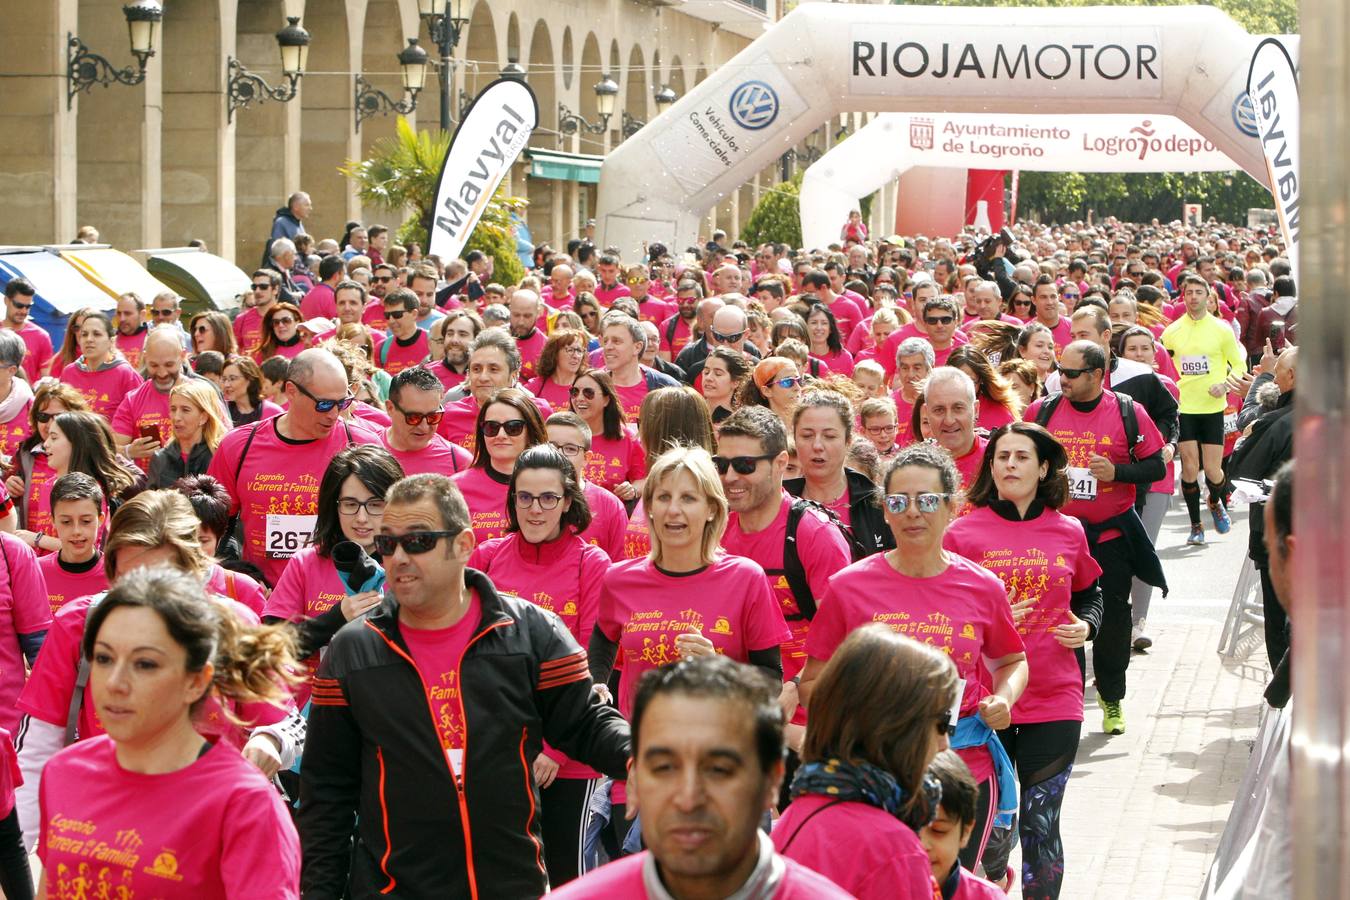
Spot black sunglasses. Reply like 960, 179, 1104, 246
151, 308, 178, 317
924, 316, 955, 326
35, 411, 57, 424
483, 419, 527, 437
386, 309, 410, 320
9, 301, 31, 310
374, 275, 394, 283
569, 386, 598, 400
712, 329, 746, 344
1057, 366, 1099, 380
711, 453, 776, 476
289, 379, 355, 413
373, 530, 458, 556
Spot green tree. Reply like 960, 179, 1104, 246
340, 116, 527, 281
741, 172, 804, 247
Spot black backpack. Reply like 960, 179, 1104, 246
781, 498, 865, 621
1033, 391, 1142, 463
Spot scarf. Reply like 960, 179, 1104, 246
0, 377, 33, 425
790, 757, 941, 831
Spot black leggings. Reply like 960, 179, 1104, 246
957, 776, 996, 871
0, 808, 32, 900
981, 720, 1081, 900
541, 776, 600, 888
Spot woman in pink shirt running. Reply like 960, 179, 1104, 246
450, 388, 546, 545
467, 444, 611, 887
37, 566, 301, 899
774, 624, 955, 899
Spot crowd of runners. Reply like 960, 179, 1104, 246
0, 201, 1299, 899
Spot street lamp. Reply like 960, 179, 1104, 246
622, 83, 680, 138
66, 0, 163, 110
500, 59, 527, 82
354, 38, 430, 131
418, 0, 471, 132
559, 73, 621, 137
227, 16, 312, 122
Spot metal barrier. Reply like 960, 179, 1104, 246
1218, 557, 1265, 659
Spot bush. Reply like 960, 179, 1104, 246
741, 172, 803, 248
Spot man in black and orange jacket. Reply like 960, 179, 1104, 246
298, 473, 630, 899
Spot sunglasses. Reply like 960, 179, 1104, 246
1057, 365, 1098, 380
626, 277, 647, 285
775, 376, 803, 390
338, 497, 387, 517
569, 385, 598, 401
514, 490, 563, 510
1011, 299, 1033, 306
374, 276, 394, 283
924, 316, 955, 326
252, 283, 273, 292
1062, 293, 1080, 301
35, 411, 58, 424
151, 308, 178, 318
373, 530, 459, 556
386, 309, 409, 320
712, 330, 746, 344
9, 301, 31, 310
392, 402, 444, 427
272, 317, 297, 327
289, 379, 355, 413
883, 492, 950, 514
193, 325, 211, 334
483, 418, 527, 437
711, 453, 776, 476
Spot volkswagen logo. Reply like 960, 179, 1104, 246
1232, 92, 1258, 138
729, 81, 779, 131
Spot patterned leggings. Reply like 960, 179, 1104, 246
980, 719, 1081, 900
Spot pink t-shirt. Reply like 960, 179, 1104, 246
946, 506, 1101, 724
206, 416, 375, 586
522, 375, 573, 410
612, 377, 650, 424
300, 283, 337, 319
580, 481, 626, 561
262, 546, 349, 706
893, 392, 919, 448
10, 322, 54, 383
0, 402, 31, 459
541, 287, 576, 310
400, 592, 482, 781
585, 426, 646, 492
633, 297, 674, 325
823, 296, 864, 337
951, 434, 990, 494
114, 327, 149, 369
880, 325, 970, 379
1037, 317, 1074, 355
379, 332, 429, 375
620, 498, 650, 560
953, 869, 1009, 899
1024, 390, 1164, 526
450, 466, 512, 544
659, 314, 695, 358
426, 359, 467, 393
976, 399, 1016, 433
773, 794, 937, 900
379, 428, 470, 477
807, 552, 1024, 780
111, 379, 173, 472
1151, 376, 1181, 496
0, 533, 52, 732
19, 593, 289, 743
24, 453, 58, 541
818, 348, 855, 377
548, 848, 854, 899
594, 282, 631, 306
436, 396, 482, 452
38, 553, 108, 616
205, 564, 268, 618
233, 307, 266, 357
361, 299, 388, 331
516, 329, 547, 382
60, 360, 145, 420
598, 554, 790, 719
39, 736, 300, 900
350, 402, 392, 430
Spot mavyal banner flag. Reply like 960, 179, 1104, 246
1246, 38, 1299, 275
428, 78, 539, 262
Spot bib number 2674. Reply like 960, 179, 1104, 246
266, 514, 317, 559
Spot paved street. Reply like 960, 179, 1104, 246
1047, 499, 1269, 899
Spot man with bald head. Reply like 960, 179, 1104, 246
208, 348, 378, 585
541, 263, 576, 310
710, 263, 743, 296
509, 289, 547, 380
675, 304, 761, 383
112, 328, 227, 471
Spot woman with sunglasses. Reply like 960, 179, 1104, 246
776, 625, 957, 900
1009, 288, 1036, 323
467, 444, 612, 886
623, 264, 673, 325
451, 387, 547, 544
264, 445, 403, 706
944, 423, 1101, 898
220, 355, 283, 428
188, 311, 237, 358
573, 292, 604, 341
568, 370, 644, 499
739, 357, 803, 429
783, 389, 891, 556
806, 303, 854, 377
948, 346, 1024, 431
800, 442, 1027, 874
701, 346, 752, 424
252, 301, 305, 364
526, 329, 590, 409
58, 311, 144, 420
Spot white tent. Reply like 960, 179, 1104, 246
597, 3, 1278, 255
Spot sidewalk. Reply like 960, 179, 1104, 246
1052, 503, 1270, 899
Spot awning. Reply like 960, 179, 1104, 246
137, 247, 250, 316
56, 245, 174, 304
526, 148, 604, 184
0, 247, 116, 351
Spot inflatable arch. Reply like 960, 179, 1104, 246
596, 3, 1274, 255
798, 112, 1245, 250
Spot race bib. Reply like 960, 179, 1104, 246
1066, 467, 1099, 501
1224, 412, 1239, 435
1179, 355, 1211, 377
265, 514, 317, 559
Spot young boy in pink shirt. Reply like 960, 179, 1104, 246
37, 473, 108, 615
921, 751, 1011, 900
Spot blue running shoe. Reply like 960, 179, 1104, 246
1209, 501, 1232, 534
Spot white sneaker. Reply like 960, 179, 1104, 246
1132, 620, 1152, 652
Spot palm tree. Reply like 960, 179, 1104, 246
340, 116, 527, 282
